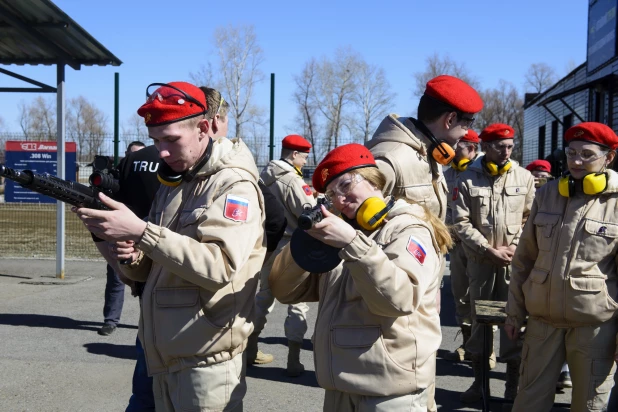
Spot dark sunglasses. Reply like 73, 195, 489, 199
146, 83, 206, 112
457, 113, 476, 128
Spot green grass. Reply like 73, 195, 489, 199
0, 203, 101, 259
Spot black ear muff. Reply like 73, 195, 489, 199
157, 137, 214, 186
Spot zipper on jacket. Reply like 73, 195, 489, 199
549, 196, 570, 324
313, 272, 332, 388
327, 272, 348, 390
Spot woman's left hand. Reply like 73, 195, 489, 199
306, 206, 357, 248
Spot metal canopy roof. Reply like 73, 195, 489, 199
0, 0, 122, 70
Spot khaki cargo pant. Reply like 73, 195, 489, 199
449, 241, 471, 326
465, 260, 520, 360
324, 388, 428, 412
254, 237, 309, 343
513, 318, 617, 412
153, 354, 245, 412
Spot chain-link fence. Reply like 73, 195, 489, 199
0, 133, 367, 258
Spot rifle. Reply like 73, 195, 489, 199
0, 163, 118, 210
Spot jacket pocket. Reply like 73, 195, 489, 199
522, 268, 549, 317
469, 187, 491, 223
404, 184, 433, 206
329, 326, 414, 396
567, 275, 618, 324
504, 186, 528, 212
179, 207, 207, 228
533, 213, 560, 251
576, 219, 618, 262
153, 287, 223, 360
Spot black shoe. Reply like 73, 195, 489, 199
98, 324, 117, 336
556, 371, 572, 389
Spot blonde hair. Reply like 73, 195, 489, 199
199, 87, 229, 119
352, 166, 453, 254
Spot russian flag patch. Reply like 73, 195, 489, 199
224, 194, 249, 222
407, 236, 427, 265
302, 184, 313, 196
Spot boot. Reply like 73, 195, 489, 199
286, 340, 305, 377
246, 333, 274, 365
460, 357, 483, 403
504, 359, 521, 401
444, 325, 472, 362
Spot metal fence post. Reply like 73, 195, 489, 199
269, 73, 275, 161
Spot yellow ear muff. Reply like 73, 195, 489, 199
558, 176, 573, 197
356, 197, 395, 231
452, 158, 472, 172
157, 161, 185, 187
431, 143, 456, 166
485, 160, 511, 176
582, 172, 608, 195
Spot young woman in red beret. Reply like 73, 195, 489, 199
269, 143, 452, 411
506, 122, 618, 411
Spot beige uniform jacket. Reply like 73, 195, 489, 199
120, 138, 266, 376
452, 156, 535, 261
269, 200, 442, 396
506, 170, 618, 331
366, 114, 448, 221
260, 159, 316, 237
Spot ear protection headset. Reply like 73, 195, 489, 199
558, 172, 608, 197
157, 137, 214, 187
354, 197, 396, 231
484, 159, 512, 176
451, 158, 472, 172
409, 118, 456, 166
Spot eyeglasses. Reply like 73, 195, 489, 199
456, 141, 474, 150
457, 113, 475, 129
325, 174, 364, 200
564, 147, 608, 162
146, 83, 206, 112
487, 142, 514, 153
212, 96, 225, 119
296, 152, 309, 160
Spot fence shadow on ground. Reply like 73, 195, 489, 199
0, 313, 137, 332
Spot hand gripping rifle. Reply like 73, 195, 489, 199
0, 163, 118, 209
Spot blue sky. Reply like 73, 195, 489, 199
0, 0, 588, 140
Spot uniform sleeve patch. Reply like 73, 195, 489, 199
407, 235, 427, 265
452, 187, 459, 201
224, 194, 249, 222
302, 184, 313, 196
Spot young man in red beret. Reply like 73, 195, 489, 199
74, 82, 265, 412
443, 129, 484, 364
367, 74, 483, 411
250, 134, 316, 376
525, 159, 553, 188
452, 123, 535, 403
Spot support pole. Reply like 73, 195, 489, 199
269, 73, 275, 161
56, 64, 66, 279
114, 72, 120, 166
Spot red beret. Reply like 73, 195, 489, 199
480, 123, 515, 142
424, 75, 484, 114
526, 160, 551, 173
282, 134, 312, 153
565, 122, 618, 150
312, 144, 376, 193
137, 82, 207, 127
462, 129, 479, 143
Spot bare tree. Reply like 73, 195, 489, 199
476, 80, 524, 162
413, 52, 480, 98
66, 96, 109, 162
564, 59, 579, 75
353, 61, 396, 142
524, 63, 557, 93
243, 105, 269, 167
314, 46, 361, 150
189, 62, 215, 88
214, 24, 265, 138
291, 58, 324, 165
18, 96, 56, 140
121, 112, 149, 149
